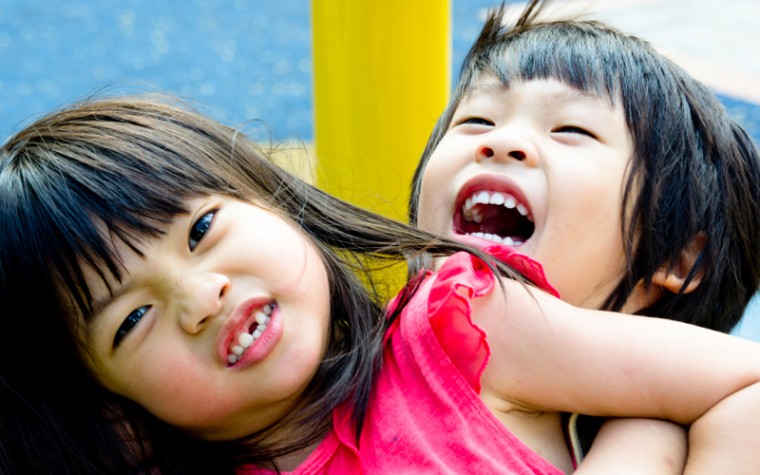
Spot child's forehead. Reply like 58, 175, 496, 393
461, 74, 616, 107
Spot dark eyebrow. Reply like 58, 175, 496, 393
548, 88, 608, 107
465, 81, 508, 99
89, 282, 130, 320
466, 80, 608, 107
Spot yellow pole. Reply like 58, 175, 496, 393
311, 0, 451, 221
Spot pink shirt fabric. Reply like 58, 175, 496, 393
239, 248, 562, 474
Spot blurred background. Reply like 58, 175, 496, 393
2, 0, 760, 338
2, 0, 759, 142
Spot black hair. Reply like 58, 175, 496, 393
409, 0, 760, 332
0, 95, 514, 473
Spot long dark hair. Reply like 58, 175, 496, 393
0, 95, 513, 473
409, 0, 760, 332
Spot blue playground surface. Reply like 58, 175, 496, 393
3, 0, 760, 339
2, 0, 759, 143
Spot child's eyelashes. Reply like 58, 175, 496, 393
452, 117, 597, 140
113, 305, 150, 348
552, 125, 597, 139
189, 210, 217, 251
108, 207, 219, 350
455, 116, 494, 127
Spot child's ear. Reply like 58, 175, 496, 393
651, 233, 706, 294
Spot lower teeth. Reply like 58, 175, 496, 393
469, 232, 520, 246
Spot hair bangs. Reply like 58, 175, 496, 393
464, 22, 629, 106
412, 3, 760, 331
0, 105, 246, 325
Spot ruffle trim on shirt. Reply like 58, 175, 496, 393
425, 249, 558, 394
426, 252, 494, 394
237, 250, 559, 474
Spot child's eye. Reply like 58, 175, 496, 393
552, 125, 597, 138
457, 117, 494, 127
189, 210, 216, 251
113, 305, 150, 348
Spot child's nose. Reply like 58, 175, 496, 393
178, 272, 230, 334
473, 128, 537, 166
474, 145, 527, 162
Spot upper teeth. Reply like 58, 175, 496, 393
227, 303, 274, 365
462, 190, 532, 222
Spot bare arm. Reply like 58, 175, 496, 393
575, 418, 686, 475
473, 275, 760, 424
685, 381, 760, 474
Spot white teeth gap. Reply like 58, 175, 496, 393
238, 313, 270, 349
228, 303, 274, 364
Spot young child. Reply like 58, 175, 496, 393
408, 0, 760, 471
4, 95, 760, 475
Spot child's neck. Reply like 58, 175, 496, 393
275, 440, 322, 472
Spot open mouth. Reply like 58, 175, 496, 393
454, 190, 535, 246
227, 303, 275, 366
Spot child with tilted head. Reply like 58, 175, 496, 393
409, 1, 760, 472
2, 88, 760, 474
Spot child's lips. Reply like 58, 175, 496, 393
218, 297, 274, 366
225, 303, 275, 366
453, 175, 535, 247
